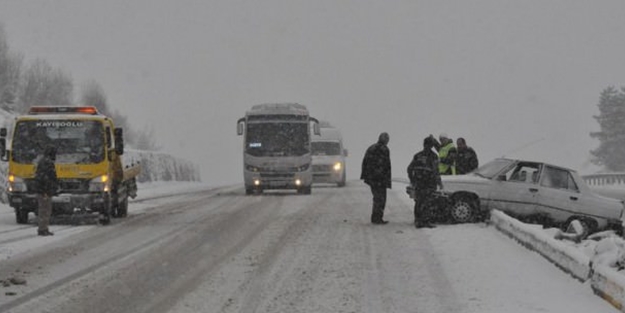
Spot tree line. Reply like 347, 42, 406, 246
0, 24, 157, 151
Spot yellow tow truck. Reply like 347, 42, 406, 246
0, 106, 140, 224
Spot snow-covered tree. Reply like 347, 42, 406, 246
590, 86, 625, 171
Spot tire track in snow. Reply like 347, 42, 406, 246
0, 187, 238, 313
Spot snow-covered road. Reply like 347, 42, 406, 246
0, 182, 616, 312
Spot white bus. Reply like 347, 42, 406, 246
237, 103, 320, 195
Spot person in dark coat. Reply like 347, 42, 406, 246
34, 145, 59, 236
407, 136, 443, 228
455, 137, 479, 175
360, 132, 391, 224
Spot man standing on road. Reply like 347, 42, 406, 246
407, 136, 442, 228
34, 145, 59, 236
455, 137, 479, 174
361, 132, 392, 225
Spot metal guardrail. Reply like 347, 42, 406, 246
583, 173, 625, 187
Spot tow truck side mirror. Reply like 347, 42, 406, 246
0, 128, 7, 161
343, 149, 349, 157
0, 138, 6, 161
114, 128, 124, 155
105, 127, 112, 148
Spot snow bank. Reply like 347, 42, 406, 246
490, 210, 625, 311
124, 149, 200, 183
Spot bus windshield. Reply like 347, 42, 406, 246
12, 120, 105, 164
246, 123, 309, 157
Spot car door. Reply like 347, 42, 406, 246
534, 165, 583, 224
487, 162, 541, 217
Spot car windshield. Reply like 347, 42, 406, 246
473, 159, 516, 179
311, 142, 341, 156
11, 120, 105, 164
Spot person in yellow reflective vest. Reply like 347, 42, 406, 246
431, 133, 457, 175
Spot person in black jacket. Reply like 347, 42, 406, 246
407, 136, 443, 228
455, 137, 479, 175
361, 132, 391, 224
34, 145, 59, 236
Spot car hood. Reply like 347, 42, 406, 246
440, 174, 491, 193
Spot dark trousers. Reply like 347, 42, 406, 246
414, 188, 434, 224
369, 185, 387, 222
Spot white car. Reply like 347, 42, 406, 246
409, 158, 625, 236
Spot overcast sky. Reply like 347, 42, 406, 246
2, 0, 625, 184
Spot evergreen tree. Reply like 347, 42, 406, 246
590, 86, 625, 171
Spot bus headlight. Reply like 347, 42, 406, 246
333, 162, 342, 171
8, 175, 27, 192
89, 175, 110, 192
246, 164, 260, 172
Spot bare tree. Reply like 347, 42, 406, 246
17, 58, 73, 112
80, 79, 111, 115
79, 79, 159, 150
0, 24, 23, 111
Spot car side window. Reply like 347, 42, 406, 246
541, 166, 579, 192
506, 163, 540, 184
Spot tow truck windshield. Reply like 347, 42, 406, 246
12, 120, 105, 164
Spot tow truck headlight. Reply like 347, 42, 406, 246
333, 162, 342, 171
89, 175, 110, 192
8, 175, 27, 192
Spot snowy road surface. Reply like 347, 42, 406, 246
0, 182, 616, 312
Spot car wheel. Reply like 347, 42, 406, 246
450, 197, 476, 223
565, 217, 597, 239
337, 170, 346, 187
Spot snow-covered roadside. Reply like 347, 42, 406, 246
0, 181, 216, 262
393, 178, 625, 311
490, 209, 625, 311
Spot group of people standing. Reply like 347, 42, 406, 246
360, 132, 478, 228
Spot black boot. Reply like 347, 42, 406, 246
38, 229, 54, 236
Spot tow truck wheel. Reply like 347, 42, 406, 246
99, 196, 112, 225
15, 208, 29, 224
